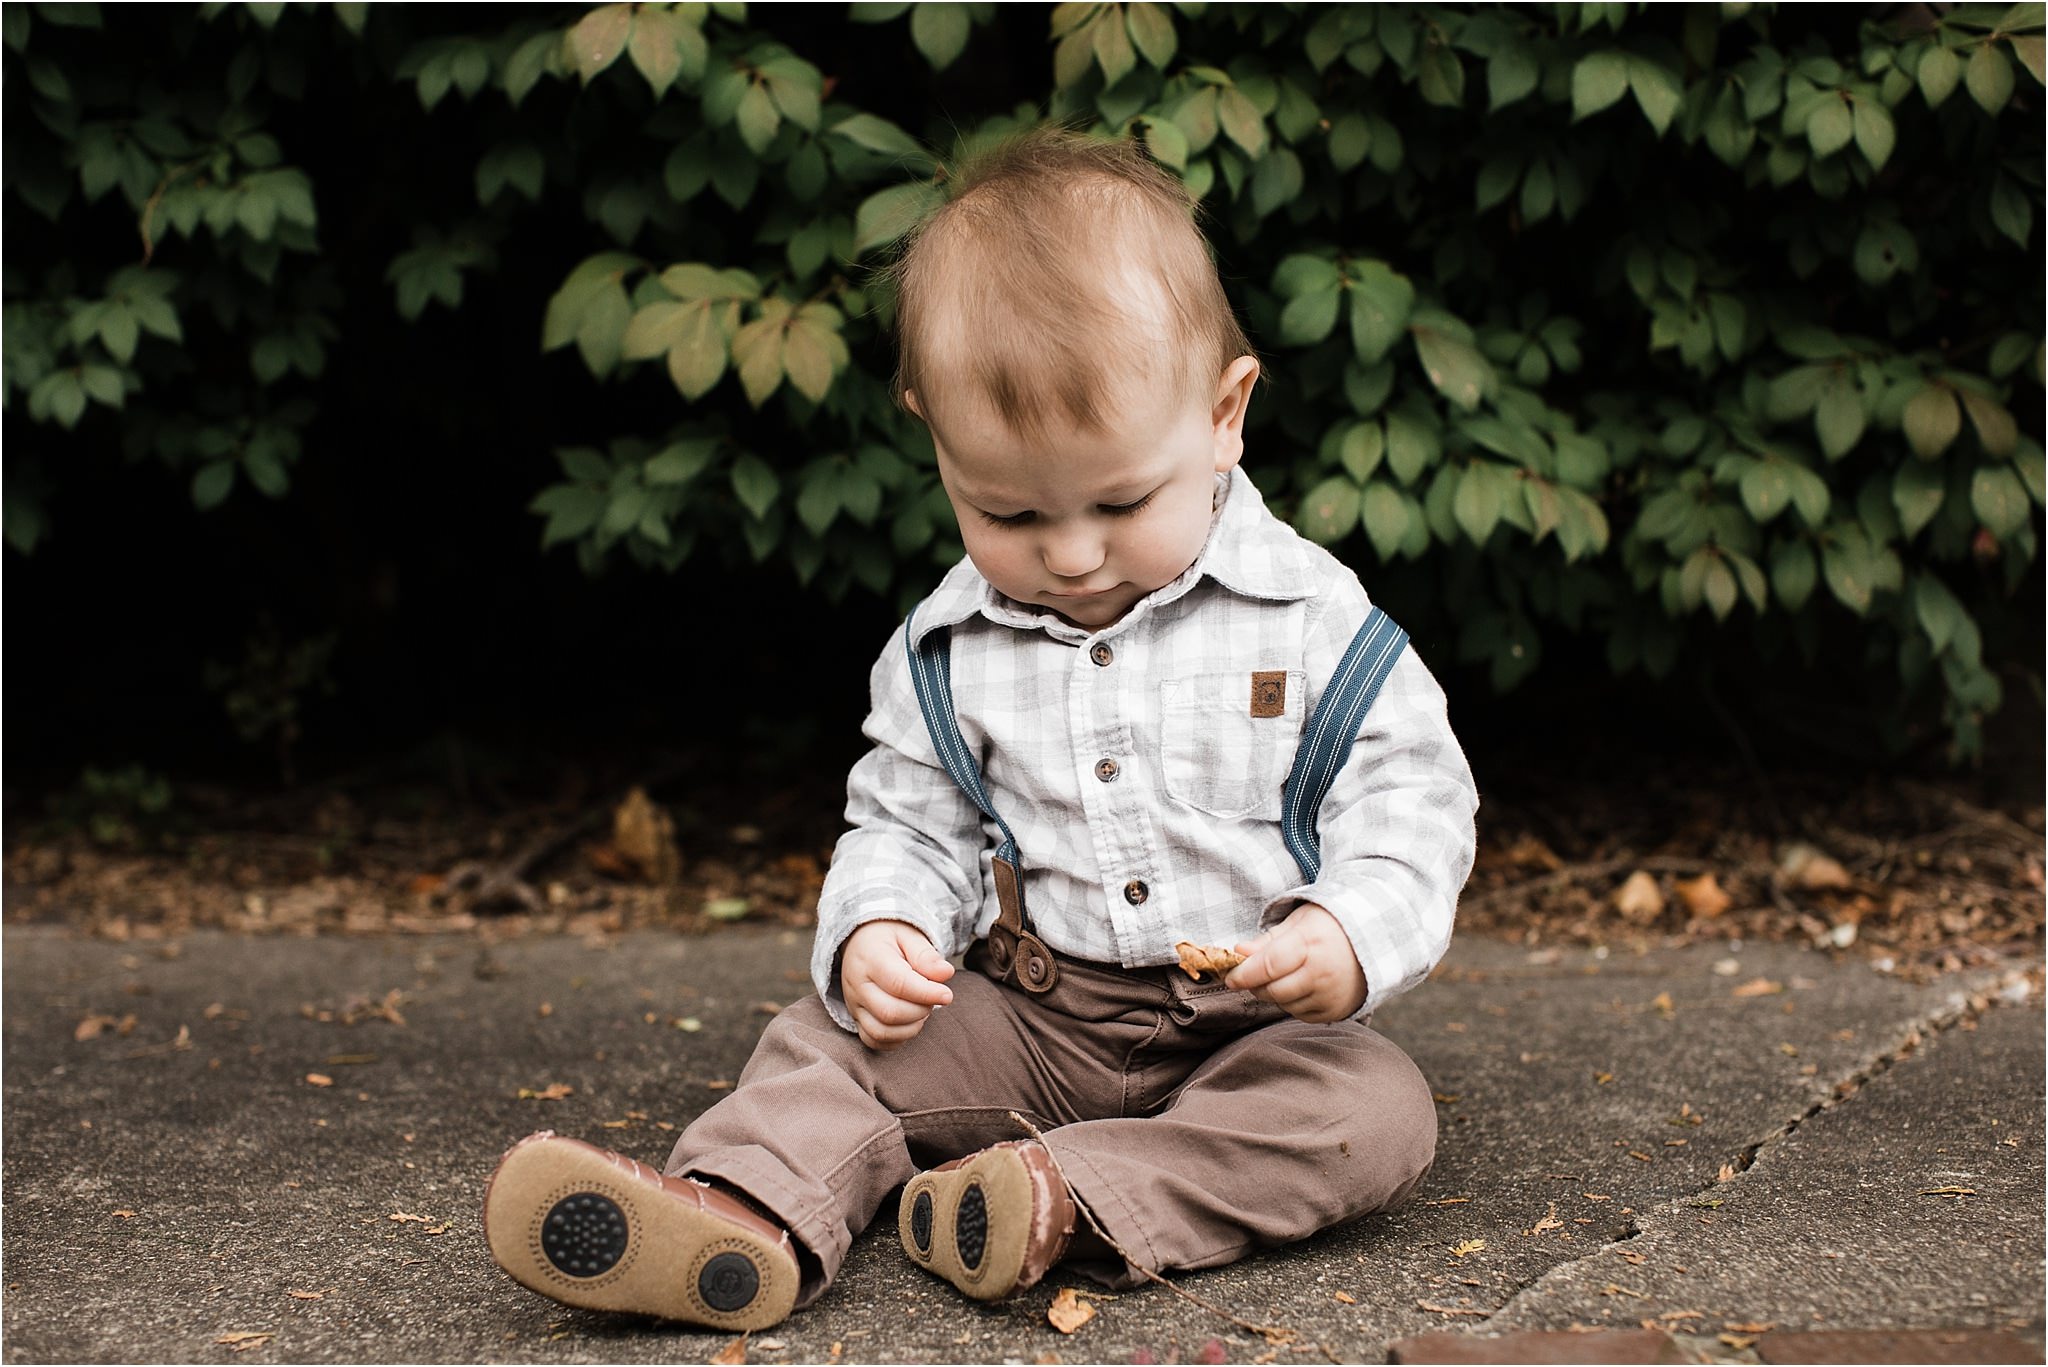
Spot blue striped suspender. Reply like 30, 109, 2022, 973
1278, 607, 1408, 882
903, 605, 1409, 898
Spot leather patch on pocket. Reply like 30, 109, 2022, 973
1250, 670, 1287, 718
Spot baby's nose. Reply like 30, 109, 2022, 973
1040, 526, 1106, 578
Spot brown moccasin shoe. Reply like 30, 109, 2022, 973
899, 1139, 1074, 1300
483, 1131, 799, 1330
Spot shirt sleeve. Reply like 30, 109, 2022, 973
810, 623, 990, 1031
1259, 578, 1480, 1017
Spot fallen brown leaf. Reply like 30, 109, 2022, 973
1724, 1321, 1775, 1333
1528, 1204, 1564, 1236
1650, 991, 1675, 1017
1416, 1301, 1489, 1316
112, 1209, 138, 1218
517, 1083, 573, 1101
711, 1332, 749, 1364
304, 1074, 333, 1088
1731, 977, 1783, 998
1174, 941, 1245, 981
1333, 1291, 1356, 1304
1611, 870, 1664, 920
75, 1014, 119, 1041
216, 1332, 274, 1352
286, 1291, 323, 1301
1919, 1186, 1977, 1197
1779, 842, 1852, 891
1674, 872, 1732, 918
1449, 1239, 1485, 1257
388, 1212, 430, 1224
1047, 1286, 1096, 1334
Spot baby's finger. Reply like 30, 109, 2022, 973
1226, 932, 1307, 990
1258, 966, 1321, 1011
858, 990, 936, 1029
908, 943, 957, 983
853, 1007, 926, 1050
879, 955, 954, 1007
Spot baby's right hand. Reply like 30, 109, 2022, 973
839, 919, 955, 1052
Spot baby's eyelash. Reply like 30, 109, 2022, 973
1103, 493, 1156, 518
976, 493, 1154, 528
978, 510, 1035, 528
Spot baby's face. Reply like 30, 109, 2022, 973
919, 359, 1255, 632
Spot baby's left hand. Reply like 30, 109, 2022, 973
1224, 903, 1365, 1023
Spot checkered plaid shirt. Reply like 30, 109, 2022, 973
813, 466, 1479, 1031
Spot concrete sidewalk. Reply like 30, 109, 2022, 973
2, 925, 2040, 1364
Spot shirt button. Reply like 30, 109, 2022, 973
1123, 879, 1148, 905
1094, 758, 1119, 783
1090, 643, 1114, 667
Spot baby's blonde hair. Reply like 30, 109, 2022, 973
885, 124, 1256, 449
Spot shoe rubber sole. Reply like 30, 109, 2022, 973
483, 1134, 797, 1330
898, 1146, 1039, 1300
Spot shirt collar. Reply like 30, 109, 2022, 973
907, 466, 1321, 647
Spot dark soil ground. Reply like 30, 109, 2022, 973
5, 727, 2041, 988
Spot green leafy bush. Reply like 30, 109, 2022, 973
4, 2, 2041, 761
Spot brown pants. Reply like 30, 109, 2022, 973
663, 944, 1437, 1307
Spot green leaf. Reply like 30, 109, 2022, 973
533, 484, 606, 546
1093, 5, 1136, 85
782, 317, 837, 401
1126, 2, 1176, 69
1627, 55, 1682, 135
1771, 539, 1817, 610
1806, 96, 1853, 156
1137, 115, 1188, 169
1217, 87, 1266, 155
1417, 44, 1465, 107
735, 81, 780, 155
730, 315, 785, 407
1361, 482, 1409, 560
1959, 388, 2019, 456
1385, 407, 1439, 484
1815, 373, 1866, 458
627, 8, 686, 96
1475, 155, 1519, 212
1893, 460, 1946, 537
1571, 50, 1631, 120
1488, 45, 1538, 110
1296, 476, 1361, 544
1278, 286, 1340, 347
1339, 422, 1384, 482
192, 459, 235, 510
645, 441, 714, 485
1913, 573, 1966, 653
1452, 463, 1505, 545
1851, 95, 1895, 168
1348, 262, 1414, 364
730, 453, 780, 519
796, 462, 843, 534
1966, 40, 2015, 112
1919, 43, 1962, 106
911, 1, 970, 70
854, 180, 942, 256
1990, 175, 2032, 247
1412, 324, 1491, 412
568, 3, 632, 84
504, 31, 560, 106
1821, 526, 1879, 614
830, 112, 927, 161
1970, 465, 2029, 534
1902, 384, 1961, 458
1738, 459, 1794, 522
1326, 111, 1369, 170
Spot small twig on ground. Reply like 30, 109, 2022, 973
1006, 1111, 1339, 1365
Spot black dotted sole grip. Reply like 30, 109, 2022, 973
541, 1193, 628, 1278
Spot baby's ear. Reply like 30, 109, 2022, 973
902, 388, 925, 420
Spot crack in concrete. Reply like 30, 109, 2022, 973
1467, 966, 2033, 1335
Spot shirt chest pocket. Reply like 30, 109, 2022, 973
1157, 670, 1305, 821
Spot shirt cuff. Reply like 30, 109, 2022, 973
810, 894, 958, 1034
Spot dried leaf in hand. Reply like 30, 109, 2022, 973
1048, 1287, 1097, 1334
1174, 941, 1245, 981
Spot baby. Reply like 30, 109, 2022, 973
483, 125, 1478, 1332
